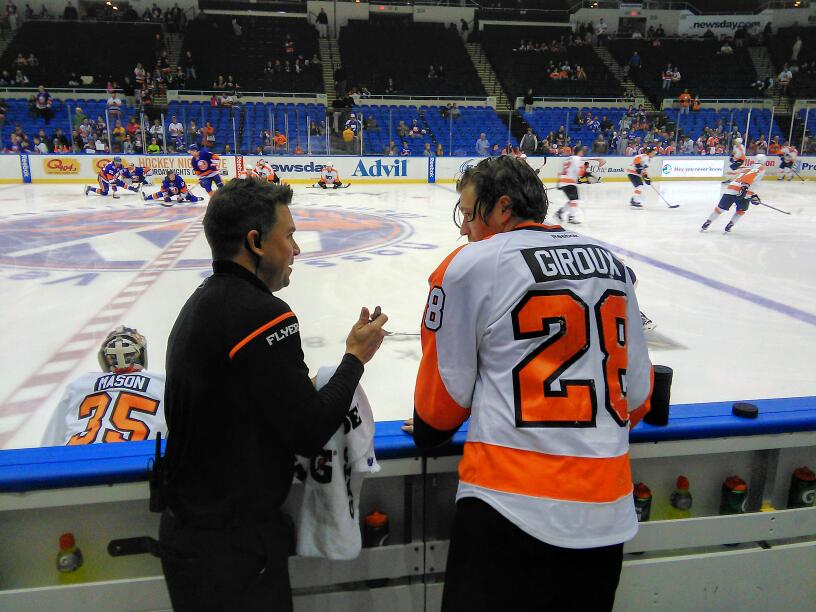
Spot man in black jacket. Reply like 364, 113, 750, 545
159, 178, 387, 611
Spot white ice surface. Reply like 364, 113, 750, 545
0, 179, 814, 449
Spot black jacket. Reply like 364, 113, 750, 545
162, 260, 363, 527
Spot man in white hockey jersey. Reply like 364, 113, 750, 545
778, 143, 798, 181
723, 137, 746, 182
41, 326, 166, 446
412, 156, 653, 611
555, 143, 585, 224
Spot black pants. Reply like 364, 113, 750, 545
441, 498, 624, 612
159, 509, 294, 612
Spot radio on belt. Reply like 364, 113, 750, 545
732, 402, 759, 419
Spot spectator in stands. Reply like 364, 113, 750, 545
600, 116, 613, 132
427, 65, 438, 80
491, 143, 500, 156
32, 136, 47, 154
628, 51, 641, 79
436, 143, 444, 157
316, 8, 328, 38
274, 130, 286, 151
168, 115, 184, 152
383, 140, 398, 156
334, 65, 347, 99
106, 92, 123, 119
111, 120, 125, 150
409, 119, 422, 138
597, 18, 608, 46
691, 95, 701, 112
592, 133, 607, 154
768, 136, 782, 155
33, 85, 53, 123
754, 135, 768, 154
384, 77, 396, 95
520, 127, 537, 157
145, 137, 160, 154
7, 2, 18, 30
779, 65, 793, 96
201, 121, 215, 148
15, 69, 29, 86
365, 115, 378, 131
576, 65, 587, 80
718, 41, 734, 55
450, 103, 460, 120
401, 141, 411, 156
522, 89, 534, 114
792, 36, 803, 62
397, 120, 409, 139
476, 133, 490, 157
661, 64, 674, 91
422, 143, 433, 157
678, 89, 691, 114
63, 0, 77, 20
184, 51, 197, 82
460, 18, 468, 41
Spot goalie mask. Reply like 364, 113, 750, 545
98, 326, 147, 373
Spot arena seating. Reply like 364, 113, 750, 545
338, 20, 484, 96
180, 14, 322, 92
766, 26, 816, 98
479, 25, 622, 100
418, 106, 515, 156
522, 107, 628, 149
608, 38, 758, 105
663, 107, 784, 142
0, 21, 161, 87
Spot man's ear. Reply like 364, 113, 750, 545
246, 229, 262, 254
496, 194, 513, 221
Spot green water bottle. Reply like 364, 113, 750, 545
633, 482, 652, 522
56, 533, 86, 584
666, 476, 693, 519
788, 466, 816, 508
720, 475, 748, 515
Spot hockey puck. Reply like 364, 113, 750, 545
732, 402, 759, 419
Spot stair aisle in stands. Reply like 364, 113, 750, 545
465, 42, 511, 112
593, 45, 652, 110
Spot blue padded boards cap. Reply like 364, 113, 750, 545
1, 397, 815, 492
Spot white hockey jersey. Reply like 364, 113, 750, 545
320, 166, 340, 183
415, 223, 653, 549
731, 143, 746, 161
294, 366, 379, 560
782, 146, 798, 163
558, 154, 583, 187
41, 370, 166, 446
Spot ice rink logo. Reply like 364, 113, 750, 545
0, 207, 412, 271
662, 163, 673, 175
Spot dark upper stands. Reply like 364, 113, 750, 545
609, 38, 758, 104
766, 26, 816, 98
480, 25, 622, 99
181, 14, 322, 92
338, 20, 485, 96
685, 0, 762, 13
0, 21, 161, 87
476, 0, 571, 24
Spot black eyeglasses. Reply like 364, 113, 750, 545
453, 199, 476, 228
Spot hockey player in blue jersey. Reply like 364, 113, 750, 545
188, 144, 223, 194
142, 169, 203, 206
84, 156, 125, 198
119, 163, 153, 193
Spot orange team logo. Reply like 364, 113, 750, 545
44, 158, 80, 174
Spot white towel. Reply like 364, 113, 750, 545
294, 366, 380, 560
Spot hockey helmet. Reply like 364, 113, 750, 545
643, 145, 657, 154
98, 326, 147, 373
754, 153, 766, 164
166, 168, 177, 176
734, 137, 743, 144
113, 156, 123, 164
350, 113, 356, 118
187, 144, 199, 152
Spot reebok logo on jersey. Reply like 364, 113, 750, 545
95, 374, 150, 392
521, 245, 625, 283
266, 323, 300, 345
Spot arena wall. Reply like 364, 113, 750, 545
2, 154, 813, 186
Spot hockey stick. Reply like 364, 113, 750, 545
792, 167, 807, 183
756, 199, 791, 215
647, 183, 680, 208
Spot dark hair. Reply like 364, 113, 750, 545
203, 178, 293, 260
456, 156, 548, 223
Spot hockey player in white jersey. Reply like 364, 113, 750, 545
701, 154, 765, 234
316, 162, 346, 189
778, 144, 798, 181
555, 144, 585, 224
723, 137, 746, 182
412, 156, 653, 611
41, 326, 166, 446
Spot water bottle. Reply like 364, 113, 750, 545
364, 510, 390, 547
633, 482, 652, 522
720, 475, 748, 515
788, 466, 816, 508
56, 533, 85, 584
667, 476, 693, 519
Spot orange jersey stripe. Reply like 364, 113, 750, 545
415, 245, 471, 430
459, 441, 633, 503
229, 311, 296, 359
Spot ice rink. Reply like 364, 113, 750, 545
1, 177, 815, 450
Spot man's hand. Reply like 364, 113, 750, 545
345, 307, 388, 365
402, 418, 414, 435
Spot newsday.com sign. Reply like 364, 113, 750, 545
660, 159, 724, 178
677, 14, 771, 35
